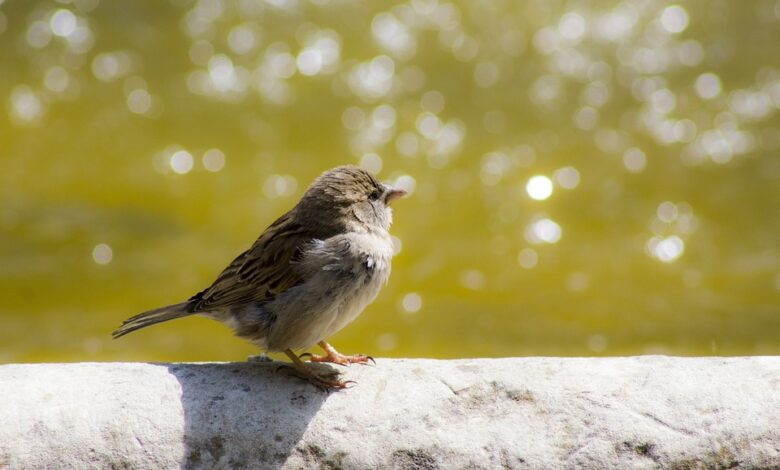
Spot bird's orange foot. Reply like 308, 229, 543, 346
281, 348, 355, 391
300, 351, 375, 366
301, 340, 376, 366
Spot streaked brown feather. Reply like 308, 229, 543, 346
188, 211, 329, 312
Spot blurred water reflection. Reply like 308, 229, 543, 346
1, 0, 779, 362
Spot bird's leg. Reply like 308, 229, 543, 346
300, 341, 375, 366
281, 349, 354, 390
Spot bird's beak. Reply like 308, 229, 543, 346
383, 185, 407, 205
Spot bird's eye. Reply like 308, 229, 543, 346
368, 190, 381, 201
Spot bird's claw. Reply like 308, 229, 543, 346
342, 353, 375, 366
309, 378, 356, 392
278, 365, 353, 390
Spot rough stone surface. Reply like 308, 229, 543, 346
1, 357, 779, 469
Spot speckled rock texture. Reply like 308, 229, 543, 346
1, 357, 779, 469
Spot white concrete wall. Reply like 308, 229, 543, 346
1, 357, 779, 469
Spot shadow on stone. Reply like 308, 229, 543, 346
164, 360, 334, 469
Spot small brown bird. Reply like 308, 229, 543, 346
113, 166, 406, 389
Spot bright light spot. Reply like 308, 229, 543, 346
530, 75, 564, 109
553, 167, 580, 189
395, 132, 419, 157
9, 85, 44, 126
202, 148, 225, 172
623, 147, 646, 173
460, 270, 486, 290
649, 88, 676, 114
647, 235, 685, 263
678, 40, 703, 66
574, 106, 598, 130
695, 73, 722, 100
657, 201, 679, 223
372, 104, 396, 129
208, 54, 236, 92
92, 52, 131, 82
700, 129, 737, 164
359, 153, 383, 174
558, 12, 586, 41
266, 49, 296, 79
526, 175, 554, 200
587, 334, 607, 353
416, 112, 441, 139
394, 174, 416, 196
480, 152, 510, 186
170, 150, 194, 174
296, 49, 323, 76
372, 12, 416, 59
186, 70, 209, 95
567, 272, 589, 292
27, 20, 51, 48
82, 337, 102, 354
263, 174, 298, 198
298, 31, 341, 75
474, 61, 499, 88
730, 90, 772, 120
50, 9, 77, 37
660, 5, 689, 34
265, 0, 296, 11
533, 27, 560, 55
375, 333, 397, 351
65, 23, 92, 53
227, 24, 256, 55
341, 107, 365, 130
594, 128, 626, 153
597, 5, 638, 42
92, 243, 113, 265
517, 248, 538, 269
673, 119, 697, 143
582, 82, 610, 108
526, 218, 562, 244
676, 212, 699, 234
348, 55, 395, 101
126, 89, 152, 114
44, 66, 70, 93
428, 120, 465, 165
452, 34, 480, 62
401, 292, 422, 313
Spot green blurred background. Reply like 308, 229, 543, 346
2, 0, 779, 363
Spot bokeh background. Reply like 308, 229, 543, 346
2, 0, 780, 363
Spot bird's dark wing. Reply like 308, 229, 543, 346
187, 211, 326, 312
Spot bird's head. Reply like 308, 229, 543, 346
299, 165, 406, 232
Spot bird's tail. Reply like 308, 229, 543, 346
112, 302, 193, 339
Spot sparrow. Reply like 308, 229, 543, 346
113, 165, 406, 389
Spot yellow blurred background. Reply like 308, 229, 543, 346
2, 0, 780, 363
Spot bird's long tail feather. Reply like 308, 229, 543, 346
112, 302, 193, 339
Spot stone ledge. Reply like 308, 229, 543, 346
1, 357, 779, 469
